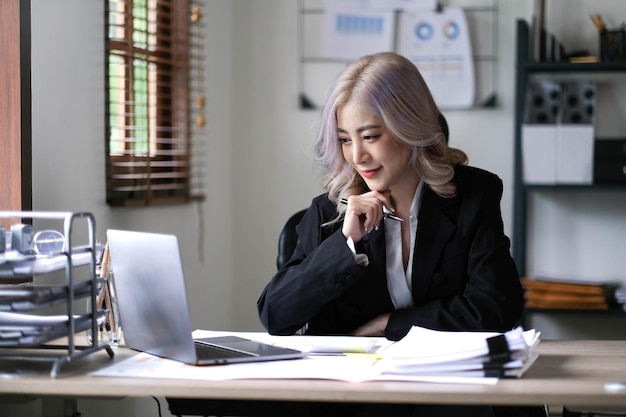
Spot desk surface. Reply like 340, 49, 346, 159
0, 340, 625, 408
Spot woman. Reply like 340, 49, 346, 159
257, 52, 542, 417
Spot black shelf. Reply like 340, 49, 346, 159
523, 183, 626, 191
522, 61, 626, 73
512, 19, 626, 289
524, 306, 626, 316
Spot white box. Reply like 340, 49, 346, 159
557, 125, 594, 184
522, 125, 557, 184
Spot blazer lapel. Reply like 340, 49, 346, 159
411, 187, 461, 305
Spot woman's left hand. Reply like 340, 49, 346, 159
351, 313, 391, 337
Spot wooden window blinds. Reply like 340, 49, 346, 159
105, 0, 206, 206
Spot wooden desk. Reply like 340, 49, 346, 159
0, 340, 625, 409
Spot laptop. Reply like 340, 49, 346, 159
105, 229, 306, 365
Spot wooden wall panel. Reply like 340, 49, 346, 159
0, 0, 31, 228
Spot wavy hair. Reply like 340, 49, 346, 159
314, 52, 468, 211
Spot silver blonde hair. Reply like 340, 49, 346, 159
314, 52, 468, 211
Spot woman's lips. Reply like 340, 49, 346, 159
359, 168, 381, 179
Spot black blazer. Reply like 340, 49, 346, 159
257, 165, 523, 341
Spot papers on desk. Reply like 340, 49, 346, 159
91, 326, 540, 385
260, 334, 389, 354
375, 326, 540, 379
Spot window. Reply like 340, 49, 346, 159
105, 0, 205, 206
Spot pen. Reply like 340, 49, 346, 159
590, 14, 605, 32
339, 198, 404, 222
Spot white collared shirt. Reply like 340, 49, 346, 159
384, 181, 423, 309
345, 182, 424, 309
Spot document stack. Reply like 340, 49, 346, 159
376, 326, 540, 379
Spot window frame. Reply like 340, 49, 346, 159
105, 0, 204, 207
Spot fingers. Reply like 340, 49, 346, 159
351, 313, 390, 337
341, 191, 394, 242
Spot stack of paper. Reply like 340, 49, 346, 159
374, 326, 540, 379
265, 335, 389, 355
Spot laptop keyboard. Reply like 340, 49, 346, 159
194, 341, 255, 360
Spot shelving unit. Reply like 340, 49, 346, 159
0, 211, 114, 377
512, 20, 626, 327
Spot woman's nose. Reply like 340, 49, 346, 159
352, 141, 368, 164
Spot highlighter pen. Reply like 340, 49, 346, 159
339, 198, 404, 222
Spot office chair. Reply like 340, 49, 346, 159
276, 209, 307, 269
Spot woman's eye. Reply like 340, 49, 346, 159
363, 135, 380, 141
339, 137, 351, 144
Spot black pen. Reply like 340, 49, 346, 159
339, 198, 404, 222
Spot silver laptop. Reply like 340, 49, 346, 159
106, 229, 306, 365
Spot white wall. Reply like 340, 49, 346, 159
226, 0, 537, 330
4, 0, 626, 416
228, 1, 325, 330
26, 0, 538, 335
30, 0, 236, 334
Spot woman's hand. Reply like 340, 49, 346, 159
352, 313, 391, 337
341, 191, 393, 243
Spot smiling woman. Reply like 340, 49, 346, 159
105, 0, 206, 207
256, 51, 546, 417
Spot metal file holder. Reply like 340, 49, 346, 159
0, 211, 114, 378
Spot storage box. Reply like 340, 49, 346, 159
557, 125, 594, 184
595, 138, 626, 159
556, 81, 595, 184
522, 80, 596, 185
594, 161, 626, 183
594, 138, 626, 184
522, 125, 558, 184
521, 80, 561, 184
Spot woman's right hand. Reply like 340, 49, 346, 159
341, 191, 393, 243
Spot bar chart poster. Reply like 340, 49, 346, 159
321, 2, 395, 61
